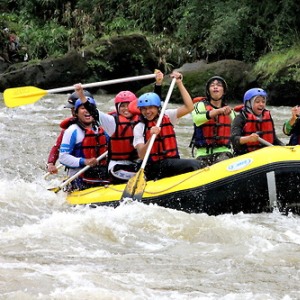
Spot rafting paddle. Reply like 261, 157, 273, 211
43, 163, 64, 179
258, 137, 274, 147
121, 77, 177, 201
48, 151, 108, 193
4, 74, 156, 108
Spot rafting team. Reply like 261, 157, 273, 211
46, 70, 299, 192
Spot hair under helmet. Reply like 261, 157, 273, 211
205, 76, 228, 100
74, 97, 96, 111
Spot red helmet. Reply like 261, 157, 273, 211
114, 91, 137, 104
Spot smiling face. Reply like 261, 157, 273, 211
140, 105, 159, 121
208, 80, 224, 102
252, 96, 266, 116
76, 105, 94, 125
118, 102, 133, 118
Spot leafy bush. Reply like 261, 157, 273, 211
254, 45, 300, 85
19, 21, 69, 59
2, 0, 300, 74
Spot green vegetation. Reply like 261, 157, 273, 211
1, 0, 300, 84
254, 45, 300, 84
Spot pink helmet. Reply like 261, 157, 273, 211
114, 91, 137, 104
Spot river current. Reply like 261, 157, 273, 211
0, 91, 299, 300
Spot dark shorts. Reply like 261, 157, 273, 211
145, 158, 201, 181
65, 166, 109, 192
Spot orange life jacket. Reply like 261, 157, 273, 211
128, 99, 141, 115
234, 104, 244, 112
60, 117, 76, 129
191, 100, 231, 152
144, 115, 179, 162
71, 123, 109, 184
242, 110, 275, 152
108, 114, 139, 160
81, 127, 108, 166
193, 96, 206, 103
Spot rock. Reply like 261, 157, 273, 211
0, 60, 11, 73
142, 59, 255, 104
175, 60, 208, 72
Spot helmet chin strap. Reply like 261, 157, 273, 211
210, 96, 223, 102
116, 103, 121, 113
77, 119, 93, 129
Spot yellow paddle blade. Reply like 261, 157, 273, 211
47, 186, 61, 193
4, 86, 48, 107
121, 169, 146, 201
131, 170, 147, 201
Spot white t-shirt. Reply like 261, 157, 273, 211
96, 109, 137, 172
133, 109, 178, 148
97, 110, 116, 136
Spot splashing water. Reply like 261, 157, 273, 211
0, 93, 299, 299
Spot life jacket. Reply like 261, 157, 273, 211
81, 126, 108, 166
60, 117, 77, 129
234, 104, 244, 112
288, 118, 300, 145
190, 100, 232, 154
144, 115, 179, 162
242, 109, 275, 152
108, 114, 139, 160
73, 123, 109, 184
193, 96, 206, 103
128, 99, 142, 115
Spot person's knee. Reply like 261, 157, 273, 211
181, 159, 202, 171
110, 163, 138, 182
215, 152, 233, 163
190, 159, 202, 170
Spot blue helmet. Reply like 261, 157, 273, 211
243, 88, 267, 104
65, 90, 93, 108
137, 92, 161, 108
74, 97, 96, 111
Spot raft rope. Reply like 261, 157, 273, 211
102, 167, 210, 195
143, 147, 298, 195
77, 145, 299, 197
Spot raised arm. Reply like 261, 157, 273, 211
283, 105, 300, 135
170, 71, 193, 118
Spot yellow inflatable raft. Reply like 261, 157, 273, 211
66, 146, 300, 215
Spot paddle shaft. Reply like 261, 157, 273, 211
258, 137, 274, 147
43, 163, 63, 179
47, 74, 156, 94
120, 77, 177, 200
140, 78, 177, 170
4, 74, 157, 108
55, 151, 108, 191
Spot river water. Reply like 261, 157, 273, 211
0, 91, 299, 300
